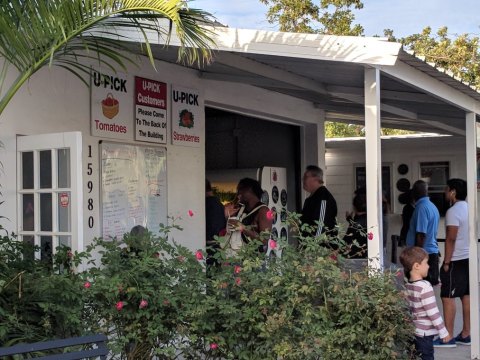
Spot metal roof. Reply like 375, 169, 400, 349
122, 26, 480, 135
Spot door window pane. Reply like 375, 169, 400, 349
22, 235, 35, 261
40, 193, 52, 231
22, 194, 35, 231
57, 149, 70, 188
59, 235, 71, 248
58, 192, 71, 232
40, 150, 52, 189
41, 236, 53, 264
22, 152, 34, 189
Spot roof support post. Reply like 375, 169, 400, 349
301, 111, 326, 171
364, 67, 384, 270
300, 112, 326, 204
466, 112, 479, 359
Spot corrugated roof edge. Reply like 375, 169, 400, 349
401, 48, 479, 95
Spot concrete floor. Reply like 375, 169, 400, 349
434, 286, 472, 360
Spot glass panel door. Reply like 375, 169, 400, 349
17, 132, 82, 261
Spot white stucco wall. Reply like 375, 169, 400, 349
0, 54, 324, 252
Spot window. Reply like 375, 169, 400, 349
355, 165, 392, 208
420, 161, 449, 215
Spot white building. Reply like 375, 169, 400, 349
1, 25, 480, 357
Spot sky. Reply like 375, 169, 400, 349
195, 0, 480, 38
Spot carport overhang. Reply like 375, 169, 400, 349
119, 24, 480, 357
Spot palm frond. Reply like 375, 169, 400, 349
0, 0, 216, 115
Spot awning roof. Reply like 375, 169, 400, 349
122, 26, 480, 135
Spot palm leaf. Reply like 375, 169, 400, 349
0, 0, 216, 115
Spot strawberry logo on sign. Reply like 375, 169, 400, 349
60, 193, 69, 208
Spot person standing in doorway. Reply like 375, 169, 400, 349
406, 180, 440, 286
434, 178, 470, 348
227, 178, 272, 251
301, 165, 337, 240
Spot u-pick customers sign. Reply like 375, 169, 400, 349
135, 77, 168, 144
171, 85, 203, 147
91, 68, 132, 139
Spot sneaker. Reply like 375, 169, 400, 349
455, 333, 471, 345
433, 337, 457, 348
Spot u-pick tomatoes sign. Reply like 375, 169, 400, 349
91, 68, 132, 139
134, 77, 168, 144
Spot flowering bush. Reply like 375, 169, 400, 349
82, 224, 208, 359
0, 215, 414, 359
187, 221, 414, 360
0, 229, 88, 346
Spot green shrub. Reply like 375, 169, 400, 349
0, 229, 87, 346
0, 215, 415, 359
187, 225, 414, 360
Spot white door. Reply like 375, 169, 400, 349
17, 132, 83, 261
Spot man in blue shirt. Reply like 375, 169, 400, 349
406, 180, 440, 285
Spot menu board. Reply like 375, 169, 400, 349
101, 142, 167, 239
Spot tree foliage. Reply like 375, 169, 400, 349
259, 0, 364, 35
325, 122, 414, 138
386, 26, 480, 89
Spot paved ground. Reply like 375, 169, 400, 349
433, 288, 472, 360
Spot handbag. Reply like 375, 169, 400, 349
222, 205, 246, 256
222, 204, 266, 256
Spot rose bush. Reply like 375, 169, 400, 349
0, 215, 415, 359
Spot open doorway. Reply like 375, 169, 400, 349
205, 107, 302, 213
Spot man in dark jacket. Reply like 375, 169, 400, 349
206, 179, 226, 268
301, 165, 337, 239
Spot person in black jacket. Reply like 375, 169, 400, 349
301, 165, 337, 241
343, 189, 367, 258
206, 179, 226, 268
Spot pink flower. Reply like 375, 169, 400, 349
367, 232, 374, 240
83, 281, 91, 289
195, 250, 204, 260
268, 239, 277, 250
177, 255, 186, 262
188, 210, 194, 217
116, 301, 124, 311
234, 265, 242, 274
210, 343, 218, 350
329, 254, 337, 262
266, 209, 275, 220
139, 299, 148, 309
235, 277, 242, 286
